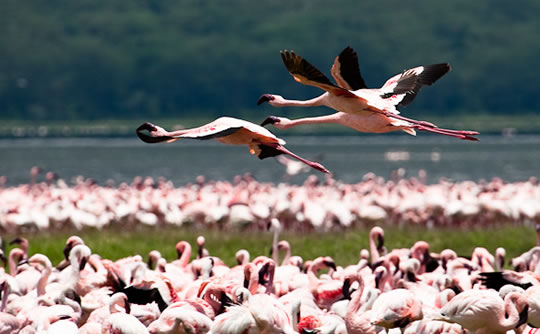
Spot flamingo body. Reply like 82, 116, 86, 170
136, 117, 329, 173
258, 47, 479, 141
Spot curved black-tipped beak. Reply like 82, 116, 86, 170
136, 122, 174, 144
324, 260, 337, 271
79, 256, 88, 271
18, 258, 29, 266
377, 234, 385, 251
0, 253, 6, 266
64, 243, 73, 260
258, 262, 269, 285
260, 116, 281, 127
9, 237, 23, 245
517, 305, 529, 328
342, 279, 351, 300
257, 94, 275, 106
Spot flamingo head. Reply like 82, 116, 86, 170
136, 122, 175, 143
256, 94, 275, 106
260, 115, 281, 127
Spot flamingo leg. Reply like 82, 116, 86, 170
378, 112, 480, 140
411, 124, 479, 141
264, 143, 330, 174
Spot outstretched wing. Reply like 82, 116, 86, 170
331, 46, 368, 91
380, 63, 451, 107
281, 50, 356, 98
176, 118, 243, 140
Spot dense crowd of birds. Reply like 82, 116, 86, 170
2, 225, 540, 333
0, 171, 539, 232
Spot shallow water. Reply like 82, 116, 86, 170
0, 134, 538, 186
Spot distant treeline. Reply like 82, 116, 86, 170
1, 0, 539, 121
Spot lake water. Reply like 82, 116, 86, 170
0, 134, 538, 186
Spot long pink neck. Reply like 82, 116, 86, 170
498, 293, 526, 330
280, 242, 291, 266
8, 249, 24, 276
283, 114, 344, 129
369, 230, 382, 264
176, 242, 192, 268
346, 276, 365, 316
37, 264, 52, 296
273, 96, 325, 108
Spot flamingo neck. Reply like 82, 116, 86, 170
498, 293, 527, 330
272, 231, 279, 265
346, 277, 365, 316
274, 96, 325, 108
37, 265, 52, 296
286, 114, 344, 128
8, 249, 23, 276
177, 242, 192, 268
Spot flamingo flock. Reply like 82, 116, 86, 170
2, 226, 540, 333
0, 171, 538, 232
136, 46, 479, 174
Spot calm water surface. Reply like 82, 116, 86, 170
0, 134, 538, 186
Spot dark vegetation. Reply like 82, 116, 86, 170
1, 1, 539, 124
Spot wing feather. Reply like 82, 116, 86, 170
331, 46, 368, 91
280, 50, 357, 98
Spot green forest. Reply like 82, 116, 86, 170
1, 0, 539, 122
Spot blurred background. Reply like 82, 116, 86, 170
1, 0, 539, 184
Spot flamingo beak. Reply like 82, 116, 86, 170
342, 279, 351, 299
79, 256, 88, 271
323, 260, 337, 271
9, 237, 23, 245
257, 94, 275, 106
136, 122, 175, 144
260, 116, 281, 127
64, 242, 73, 260
516, 305, 529, 328
197, 281, 210, 298
377, 234, 385, 251
0, 253, 5, 266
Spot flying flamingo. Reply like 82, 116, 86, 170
436, 289, 529, 334
136, 117, 329, 173
258, 46, 479, 141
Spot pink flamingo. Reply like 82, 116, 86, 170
136, 117, 329, 173
147, 304, 213, 334
258, 46, 479, 141
344, 269, 379, 334
307, 256, 343, 310
369, 288, 423, 331
369, 226, 385, 265
436, 289, 529, 334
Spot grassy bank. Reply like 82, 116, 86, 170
1, 113, 539, 138
3, 224, 534, 268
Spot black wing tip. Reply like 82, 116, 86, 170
336, 45, 368, 90
418, 63, 452, 86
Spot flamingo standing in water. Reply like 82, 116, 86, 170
258, 46, 479, 141
136, 117, 329, 173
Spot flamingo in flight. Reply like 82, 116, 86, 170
136, 117, 329, 173
258, 46, 479, 141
